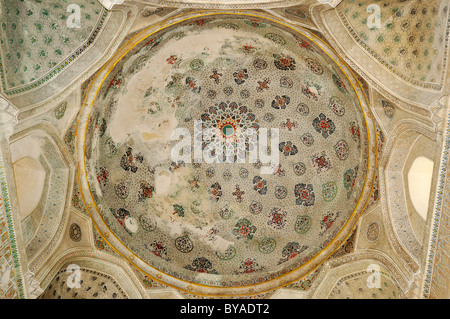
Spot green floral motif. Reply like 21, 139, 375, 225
232, 219, 257, 240
190, 59, 204, 71
259, 237, 276, 254
173, 204, 185, 217
322, 182, 338, 202
294, 215, 312, 234
54, 101, 67, 119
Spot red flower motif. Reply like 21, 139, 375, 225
166, 55, 177, 64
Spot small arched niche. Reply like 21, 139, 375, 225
407, 156, 434, 221
12, 156, 47, 221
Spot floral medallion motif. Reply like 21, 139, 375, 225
245, 19, 268, 28
185, 76, 201, 93
207, 90, 216, 99
210, 69, 223, 83
173, 204, 185, 217
294, 184, 315, 207
233, 219, 257, 240
236, 258, 264, 274
240, 89, 250, 99
206, 167, 215, 178
301, 133, 314, 146
312, 151, 332, 174
268, 207, 287, 229
329, 96, 345, 116
200, 102, 259, 161
257, 78, 271, 92
301, 81, 322, 101
184, 257, 219, 274
239, 167, 249, 178
293, 162, 307, 176
264, 113, 275, 122
349, 121, 361, 149
253, 58, 268, 70
294, 216, 312, 234
274, 186, 288, 199
175, 235, 194, 253
271, 95, 290, 109
312, 113, 336, 139
223, 170, 232, 181
120, 147, 143, 173
273, 54, 296, 70
335, 140, 350, 160
279, 141, 299, 156
367, 222, 380, 241
281, 118, 298, 131
233, 69, 248, 85
210, 182, 223, 201
322, 182, 338, 202
296, 103, 310, 116
219, 206, 233, 219
190, 59, 204, 71
114, 181, 129, 199
305, 58, 323, 74
54, 101, 67, 119
104, 138, 118, 158
138, 182, 154, 202
278, 242, 308, 265
273, 164, 286, 177
69, 223, 82, 242
249, 201, 263, 215
280, 76, 293, 88
381, 99, 395, 118
253, 176, 268, 195
254, 99, 265, 108
139, 215, 156, 232
232, 184, 246, 202
259, 237, 277, 254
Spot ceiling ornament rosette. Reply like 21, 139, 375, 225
76, 12, 376, 296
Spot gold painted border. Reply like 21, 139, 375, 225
76, 11, 377, 296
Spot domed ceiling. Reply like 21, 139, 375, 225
77, 13, 375, 295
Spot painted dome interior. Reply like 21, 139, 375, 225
1, 0, 447, 300
83, 15, 369, 287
